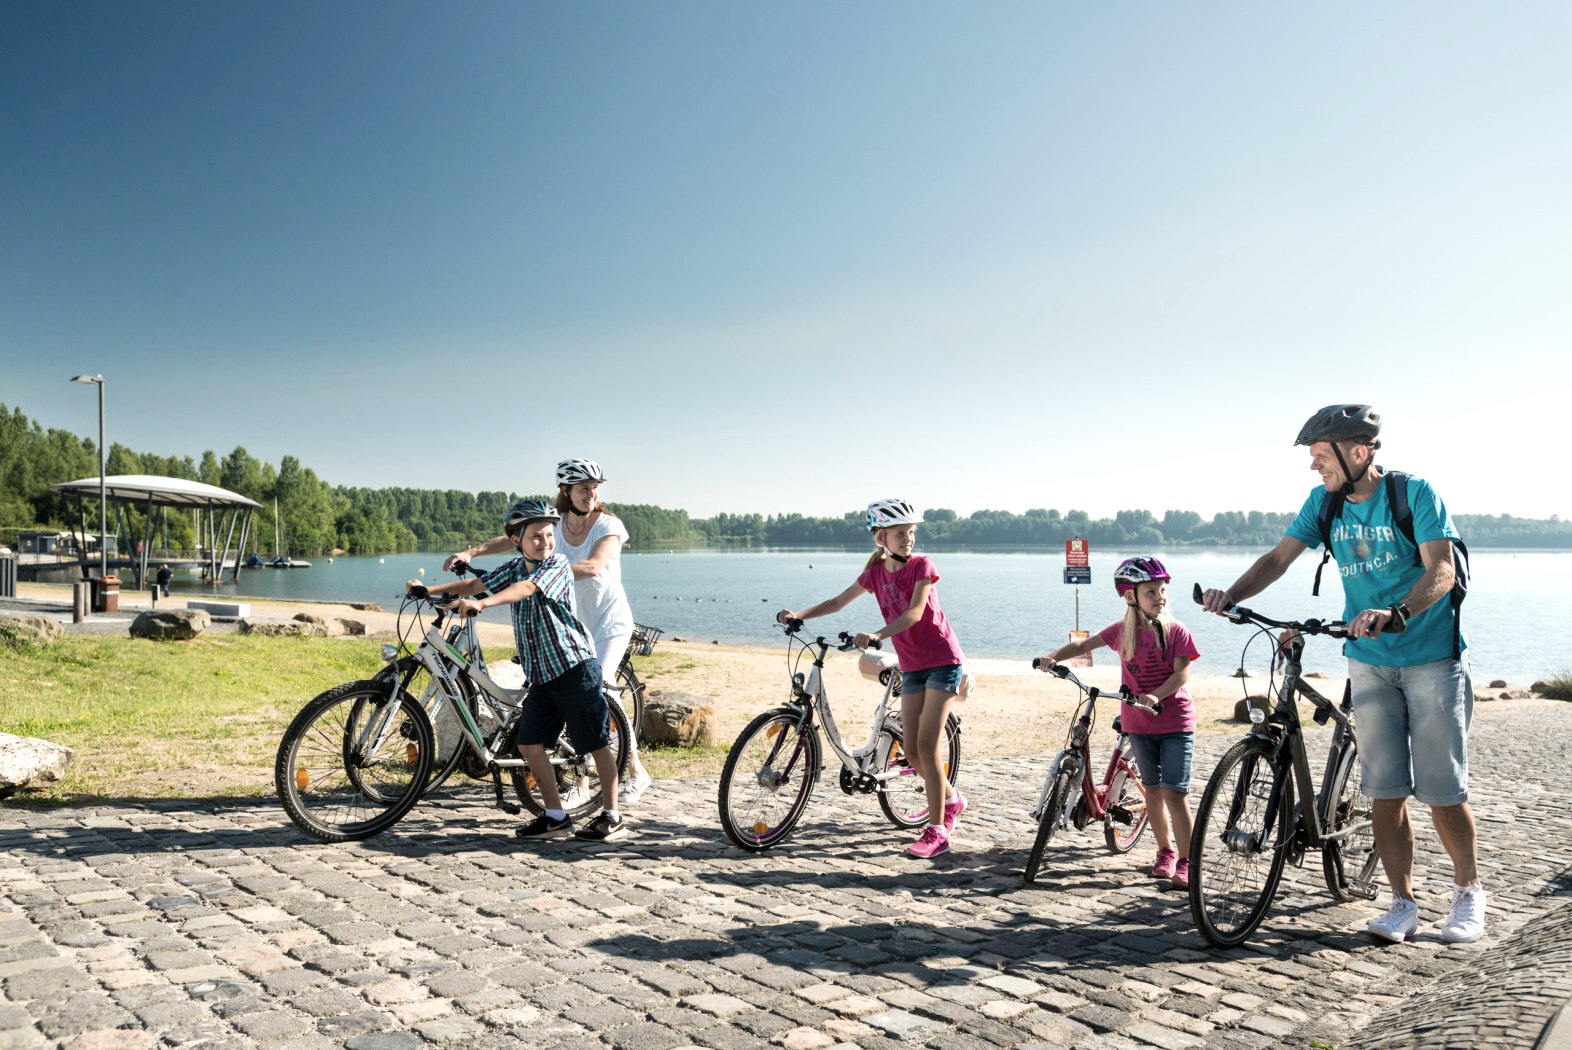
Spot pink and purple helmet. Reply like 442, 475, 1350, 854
1113, 556, 1171, 596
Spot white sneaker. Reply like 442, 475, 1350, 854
558, 785, 589, 810
1441, 884, 1487, 943
622, 769, 653, 805
1367, 897, 1421, 943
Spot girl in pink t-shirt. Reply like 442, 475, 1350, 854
776, 498, 966, 859
1037, 556, 1200, 889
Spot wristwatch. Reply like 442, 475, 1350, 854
1388, 602, 1410, 626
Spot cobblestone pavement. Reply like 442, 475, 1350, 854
3, 700, 1569, 1050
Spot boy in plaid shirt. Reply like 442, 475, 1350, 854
413, 497, 625, 841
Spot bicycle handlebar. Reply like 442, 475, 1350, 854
775, 619, 882, 652
1191, 583, 1363, 638
1030, 658, 1159, 714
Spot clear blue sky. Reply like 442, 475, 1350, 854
4, 2, 1568, 519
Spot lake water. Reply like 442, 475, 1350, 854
137, 546, 1567, 685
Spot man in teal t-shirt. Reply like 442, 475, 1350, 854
1200, 404, 1483, 946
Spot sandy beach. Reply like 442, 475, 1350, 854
12, 581, 1345, 756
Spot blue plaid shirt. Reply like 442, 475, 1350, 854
481, 553, 597, 684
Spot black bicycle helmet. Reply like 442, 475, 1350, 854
1294, 404, 1381, 447
503, 497, 561, 536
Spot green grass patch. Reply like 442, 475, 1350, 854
1, 634, 383, 802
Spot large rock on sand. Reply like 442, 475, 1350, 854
240, 617, 329, 638
640, 691, 717, 748
131, 608, 210, 640
0, 732, 74, 798
291, 613, 366, 637
0, 614, 63, 649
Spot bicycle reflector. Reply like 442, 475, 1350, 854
294, 767, 309, 790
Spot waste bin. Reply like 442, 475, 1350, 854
93, 575, 121, 613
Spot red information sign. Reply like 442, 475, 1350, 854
1065, 538, 1090, 567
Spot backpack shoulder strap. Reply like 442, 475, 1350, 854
1311, 489, 1344, 597
1385, 470, 1417, 558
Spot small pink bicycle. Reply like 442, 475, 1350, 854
1023, 661, 1154, 883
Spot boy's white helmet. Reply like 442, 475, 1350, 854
866, 498, 921, 532
556, 458, 606, 485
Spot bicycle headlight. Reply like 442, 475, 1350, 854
1249, 706, 1267, 725
380, 643, 399, 664
792, 672, 807, 695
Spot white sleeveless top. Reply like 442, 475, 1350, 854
552, 513, 634, 639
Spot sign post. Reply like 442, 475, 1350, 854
1064, 539, 1092, 666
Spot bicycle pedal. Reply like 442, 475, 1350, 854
1348, 880, 1380, 900
496, 801, 521, 816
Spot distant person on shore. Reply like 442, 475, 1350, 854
776, 498, 967, 859
156, 563, 172, 597
1037, 557, 1199, 888
448, 458, 652, 806
418, 498, 625, 842
1200, 404, 1482, 944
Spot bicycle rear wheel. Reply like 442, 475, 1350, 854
510, 689, 630, 820
1025, 768, 1076, 884
614, 662, 648, 746
876, 711, 962, 830
718, 707, 820, 851
1321, 738, 1380, 901
275, 681, 433, 843
1102, 760, 1150, 854
1188, 737, 1290, 947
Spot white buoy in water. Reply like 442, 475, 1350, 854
418, 567, 425, 576
379, 558, 385, 564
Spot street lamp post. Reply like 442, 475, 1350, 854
69, 374, 107, 581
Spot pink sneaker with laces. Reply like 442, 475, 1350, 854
942, 790, 968, 834
1171, 858, 1190, 889
1152, 847, 1177, 879
906, 826, 950, 858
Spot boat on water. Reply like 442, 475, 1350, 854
266, 556, 312, 569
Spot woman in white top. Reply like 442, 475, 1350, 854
550, 457, 651, 802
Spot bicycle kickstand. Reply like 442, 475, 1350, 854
491, 771, 521, 816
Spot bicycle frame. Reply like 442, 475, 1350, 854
787, 632, 905, 786
1032, 670, 1145, 827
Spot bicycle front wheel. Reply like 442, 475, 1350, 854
1188, 736, 1290, 948
1321, 738, 1380, 901
372, 656, 469, 789
1102, 760, 1150, 854
510, 691, 631, 820
275, 681, 433, 843
876, 711, 962, 830
1024, 769, 1075, 884
718, 708, 820, 851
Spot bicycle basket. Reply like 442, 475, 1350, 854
631, 623, 664, 657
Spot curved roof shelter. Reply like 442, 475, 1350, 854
50, 474, 262, 585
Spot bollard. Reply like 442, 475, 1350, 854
150, 584, 160, 608
73, 580, 91, 623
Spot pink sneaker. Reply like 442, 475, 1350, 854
1152, 847, 1177, 879
1171, 858, 1190, 889
906, 826, 950, 858
942, 790, 968, 834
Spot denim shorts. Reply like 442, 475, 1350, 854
512, 658, 610, 755
1348, 654, 1473, 806
899, 664, 965, 697
1128, 731, 1194, 793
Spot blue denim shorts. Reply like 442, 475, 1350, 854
512, 658, 610, 755
899, 663, 964, 697
1348, 654, 1473, 806
1127, 731, 1194, 793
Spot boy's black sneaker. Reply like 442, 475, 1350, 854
574, 811, 627, 841
515, 814, 573, 840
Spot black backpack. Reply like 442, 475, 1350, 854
1313, 469, 1470, 658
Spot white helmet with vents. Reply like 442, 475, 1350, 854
866, 498, 921, 532
556, 458, 606, 485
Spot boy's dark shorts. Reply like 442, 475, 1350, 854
512, 659, 610, 755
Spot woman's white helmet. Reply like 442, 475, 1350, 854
866, 498, 921, 532
556, 458, 606, 485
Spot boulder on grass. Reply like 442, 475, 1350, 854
290, 612, 364, 637
240, 617, 328, 638
131, 608, 210, 641
640, 691, 717, 747
0, 732, 74, 798
0, 614, 63, 650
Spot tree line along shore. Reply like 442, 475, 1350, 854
6, 402, 1571, 559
